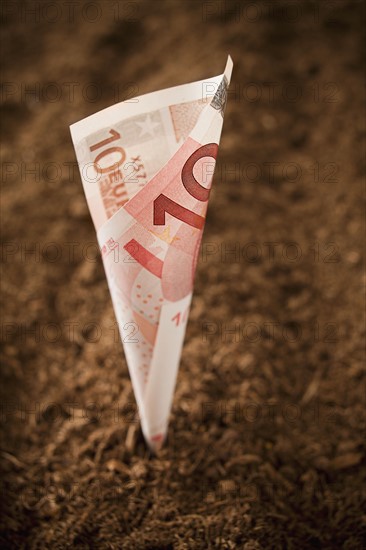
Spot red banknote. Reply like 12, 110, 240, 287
70, 56, 233, 451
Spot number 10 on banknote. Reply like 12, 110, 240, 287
70, 56, 233, 452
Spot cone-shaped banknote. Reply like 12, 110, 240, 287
70, 56, 233, 451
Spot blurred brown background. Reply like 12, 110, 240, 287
1, 0, 365, 548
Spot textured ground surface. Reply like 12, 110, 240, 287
1, 1, 365, 548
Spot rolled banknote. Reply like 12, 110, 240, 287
70, 56, 233, 452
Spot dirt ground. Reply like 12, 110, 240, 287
1, 0, 365, 548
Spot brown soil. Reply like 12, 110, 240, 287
1, 1, 365, 548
